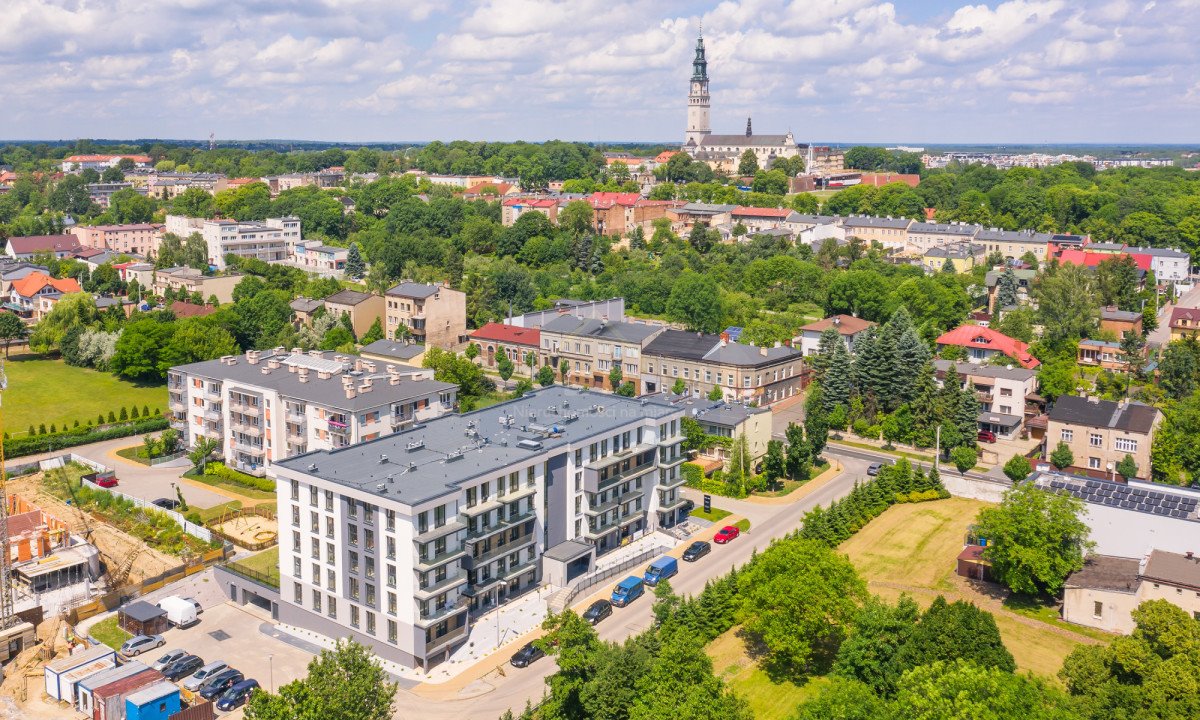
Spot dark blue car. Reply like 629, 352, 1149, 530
216, 678, 259, 711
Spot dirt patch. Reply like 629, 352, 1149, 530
211, 513, 278, 548
7, 472, 177, 585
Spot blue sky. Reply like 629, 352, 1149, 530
2, 1, 1198, 144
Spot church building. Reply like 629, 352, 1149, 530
682, 32, 808, 171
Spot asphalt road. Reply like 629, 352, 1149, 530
397, 450, 874, 720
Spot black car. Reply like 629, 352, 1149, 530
151, 498, 181, 511
200, 669, 244, 700
510, 642, 545, 668
162, 654, 205, 681
683, 540, 711, 562
582, 599, 612, 625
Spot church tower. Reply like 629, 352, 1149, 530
685, 31, 711, 148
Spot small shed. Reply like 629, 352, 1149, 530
44, 644, 117, 702
125, 681, 181, 720
118, 601, 168, 637
75, 661, 148, 714
956, 545, 994, 582
94, 666, 164, 720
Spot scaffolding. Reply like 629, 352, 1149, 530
0, 360, 17, 628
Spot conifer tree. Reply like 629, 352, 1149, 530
345, 242, 366, 279
811, 327, 843, 383
823, 342, 855, 412
958, 381, 982, 448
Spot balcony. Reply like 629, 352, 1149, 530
417, 600, 468, 628
423, 617, 469, 650
584, 488, 642, 516
500, 557, 538, 581
203, 407, 223, 422
230, 419, 263, 435
391, 414, 414, 431
229, 400, 262, 416
204, 386, 222, 400
659, 471, 686, 490
232, 439, 265, 455
465, 510, 535, 542
413, 520, 467, 545
582, 515, 621, 539
415, 547, 467, 572
658, 494, 689, 512
583, 457, 655, 493
285, 410, 306, 423
658, 450, 686, 468
463, 533, 536, 569
413, 573, 469, 601
285, 427, 306, 444
326, 417, 350, 434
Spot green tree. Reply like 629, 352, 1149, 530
537, 611, 601, 720
793, 677, 888, 720
737, 149, 759, 176
558, 200, 594, 236
0, 312, 27, 357
1003, 454, 1033, 482
537, 365, 556, 387
559, 358, 571, 384
1116, 453, 1138, 479
667, 273, 724, 333
892, 659, 1078, 720
244, 640, 396, 720
1050, 440, 1075, 470
951, 445, 977, 473
497, 353, 515, 382
29, 293, 96, 353
360, 317, 384, 345
996, 267, 1019, 309
671, 377, 687, 395
111, 318, 176, 380
707, 385, 724, 401
976, 481, 1093, 595
157, 320, 238, 373
345, 242, 366, 279
1158, 340, 1198, 400
895, 596, 1015, 675
832, 596, 920, 696
608, 364, 623, 390
1035, 262, 1097, 349
763, 439, 786, 489
188, 436, 220, 475
1037, 358, 1079, 401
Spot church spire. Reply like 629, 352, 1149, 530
692, 32, 708, 83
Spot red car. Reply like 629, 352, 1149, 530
85, 471, 119, 488
977, 430, 997, 444
713, 525, 740, 544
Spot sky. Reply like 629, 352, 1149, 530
2, 0, 1199, 144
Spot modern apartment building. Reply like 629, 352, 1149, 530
73, 224, 163, 256
163, 215, 301, 270
1045, 396, 1161, 480
269, 386, 688, 668
167, 349, 457, 476
641, 329, 804, 405
539, 316, 664, 394
385, 282, 467, 350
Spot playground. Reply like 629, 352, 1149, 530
208, 506, 278, 550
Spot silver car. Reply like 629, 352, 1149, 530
183, 660, 229, 692
150, 648, 189, 671
119, 634, 164, 657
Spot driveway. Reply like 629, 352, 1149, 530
1148, 284, 1200, 348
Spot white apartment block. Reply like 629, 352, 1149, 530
163, 215, 302, 270
269, 386, 687, 669
167, 349, 457, 476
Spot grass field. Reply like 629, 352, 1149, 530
187, 472, 277, 501
229, 546, 281, 588
690, 506, 732, 522
754, 462, 831, 497
90, 616, 132, 650
839, 498, 1097, 679
708, 628, 826, 720
2, 354, 167, 434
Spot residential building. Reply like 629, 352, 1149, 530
1045, 395, 1161, 479
508, 298, 625, 329
168, 348, 456, 475
905, 221, 981, 255
8, 272, 81, 321
385, 282, 467, 350
587, 193, 675, 237
290, 297, 324, 328
359, 339, 428, 368
935, 324, 1040, 369
86, 182, 147, 209
922, 242, 984, 273
73, 223, 163, 256
323, 290, 385, 339
1061, 550, 1200, 634
163, 215, 301, 270
270, 386, 688, 669
797, 221, 846, 248
984, 268, 1037, 313
145, 172, 229, 199
729, 206, 795, 234
1077, 339, 1141, 371
540, 316, 662, 393
500, 198, 560, 227
167, 300, 217, 319
4, 234, 82, 260
264, 169, 345, 196
934, 360, 1038, 439
808, 146, 845, 175
1168, 307, 1200, 341
974, 228, 1054, 260
795, 314, 877, 357
1099, 306, 1143, 337
469, 323, 544, 371
151, 267, 245, 304
0, 262, 49, 296
292, 242, 348, 274
840, 216, 912, 250
60, 154, 151, 173
641, 329, 803, 405
1133, 246, 1191, 286
668, 203, 737, 230
668, 395, 772, 472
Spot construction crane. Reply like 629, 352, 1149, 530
0, 361, 17, 628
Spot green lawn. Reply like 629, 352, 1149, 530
90, 616, 132, 650
708, 627, 827, 720
1003, 594, 1117, 642
228, 546, 280, 588
690, 507, 732, 523
753, 462, 831, 497
186, 471, 277, 501
2, 355, 167, 434
733, 518, 752, 532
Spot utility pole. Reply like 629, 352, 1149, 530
934, 424, 941, 476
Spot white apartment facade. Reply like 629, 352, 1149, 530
164, 215, 302, 270
905, 221, 981, 255
269, 387, 688, 669
167, 349, 457, 476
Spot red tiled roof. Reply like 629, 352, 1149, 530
169, 301, 217, 318
470, 322, 541, 347
6, 234, 82, 255
465, 181, 513, 195
590, 192, 642, 207
11, 272, 82, 299
1056, 249, 1152, 271
732, 206, 791, 218
936, 324, 1041, 369
63, 154, 151, 163
654, 151, 679, 163
799, 314, 875, 335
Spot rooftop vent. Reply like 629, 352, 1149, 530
446, 449, 464, 462
517, 438, 544, 451
307, 463, 318, 472
379, 454, 389, 464
406, 439, 425, 452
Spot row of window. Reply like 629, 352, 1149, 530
1059, 429, 1139, 453
293, 584, 399, 643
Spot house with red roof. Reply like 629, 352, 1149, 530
8, 271, 83, 321
501, 197, 560, 227
60, 154, 152, 173
4, 234, 82, 260
464, 181, 518, 197
936, 324, 1040, 369
469, 323, 544, 371
1169, 307, 1200, 342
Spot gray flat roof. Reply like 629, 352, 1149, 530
934, 359, 1036, 382
359, 339, 426, 361
541, 316, 662, 344
172, 350, 454, 412
544, 540, 594, 562
276, 386, 679, 506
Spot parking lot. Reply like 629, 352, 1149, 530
129, 601, 314, 716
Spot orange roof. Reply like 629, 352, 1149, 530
654, 151, 680, 163
732, 206, 791, 218
936, 324, 1040, 369
470, 322, 541, 347
11, 272, 82, 299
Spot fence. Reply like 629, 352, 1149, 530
205, 505, 279, 552
221, 559, 281, 590
78, 475, 218, 544
67, 546, 228, 625
549, 544, 672, 613
147, 450, 188, 467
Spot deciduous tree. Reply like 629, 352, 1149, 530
976, 481, 1092, 595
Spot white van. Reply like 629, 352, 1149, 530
156, 595, 199, 628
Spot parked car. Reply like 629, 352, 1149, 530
151, 498, 180, 510
682, 540, 711, 562
644, 556, 678, 586
183, 660, 230, 692
157, 595, 199, 628
611, 576, 645, 607
183, 597, 203, 614
216, 679, 259, 711
510, 642, 545, 668
714, 526, 740, 544
199, 669, 244, 700
977, 430, 997, 444
84, 471, 119, 488
150, 648, 189, 671
582, 599, 612, 625
867, 463, 883, 476
162, 654, 205, 681
119, 634, 164, 657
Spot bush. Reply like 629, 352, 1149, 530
203, 462, 276, 493
4, 417, 170, 458
852, 418, 872, 437
951, 446, 977, 473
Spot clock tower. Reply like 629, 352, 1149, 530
685, 31, 711, 147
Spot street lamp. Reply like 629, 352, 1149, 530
268, 653, 274, 693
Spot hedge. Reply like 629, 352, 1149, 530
4, 417, 170, 458
203, 461, 276, 493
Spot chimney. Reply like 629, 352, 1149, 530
720, 331, 730, 343
389, 374, 400, 386
833, 316, 841, 326
346, 386, 357, 399
247, 350, 261, 365
1187, 551, 1194, 560
299, 373, 308, 383
759, 346, 768, 357
318, 370, 332, 380
291, 347, 302, 355
261, 367, 271, 375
